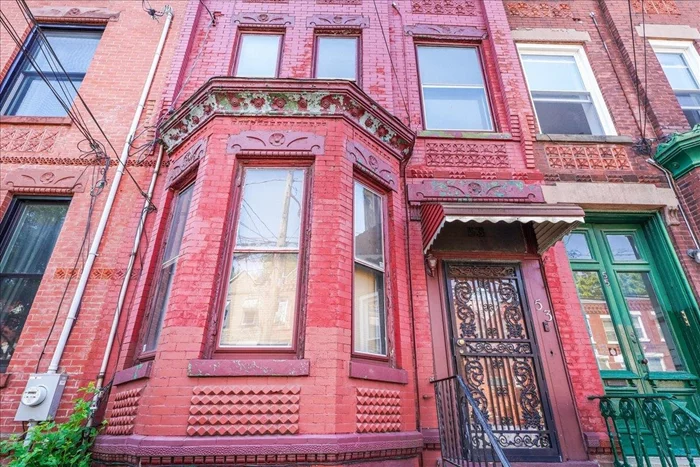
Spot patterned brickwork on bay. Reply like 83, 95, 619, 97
356, 388, 401, 433
105, 388, 142, 436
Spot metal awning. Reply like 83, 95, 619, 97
421, 203, 585, 254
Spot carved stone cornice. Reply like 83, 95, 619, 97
232, 13, 293, 27
404, 24, 486, 40
347, 141, 397, 190
160, 79, 415, 160
227, 130, 324, 156
307, 15, 369, 29
407, 179, 545, 203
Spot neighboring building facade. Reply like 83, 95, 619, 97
1, 1, 700, 466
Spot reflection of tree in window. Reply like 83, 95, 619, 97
573, 271, 604, 300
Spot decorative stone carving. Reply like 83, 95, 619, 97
30, 6, 120, 22
424, 141, 509, 168
0, 127, 60, 153
105, 388, 142, 435
411, 0, 477, 15
307, 14, 368, 28
545, 145, 631, 170
2, 167, 86, 193
347, 141, 397, 190
407, 179, 545, 203
167, 136, 207, 186
232, 13, 293, 27
664, 206, 682, 226
188, 386, 300, 436
632, 0, 680, 15
227, 130, 324, 156
356, 388, 401, 433
404, 24, 486, 39
160, 80, 414, 159
505, 2, 573, 18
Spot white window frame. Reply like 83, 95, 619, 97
649, 39, 700, 121
600, 314, 619, 344
516, 43, 617, 136
630, 311, 650, 342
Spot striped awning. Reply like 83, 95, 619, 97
421, 203, 585, 254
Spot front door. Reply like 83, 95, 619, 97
444, 262, 561, 462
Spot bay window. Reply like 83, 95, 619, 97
353, 181, 387, 357
219, 168, 306, 349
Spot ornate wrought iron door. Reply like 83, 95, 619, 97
445, 262, 561, 461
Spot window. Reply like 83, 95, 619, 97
219, 168, 306, 348
416, 45, 493, 131
630, 311, 649, 342
315, 36, 359, 81
353, 181, 387, 356
141, 184, 194, 354
601, 316, 618, 344
518, 44, 616, 136
651, 40, 700, 126
234, 33, 282, 78
1, 27, 102, 117
0, 199, 69, 372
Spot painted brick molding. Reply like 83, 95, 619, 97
227, 130, 324, 156
29, 6, 120, 22
166, 136, 207, 186
424, 141, 509, 168
407, 179, 545, 203
306, 14, 369, 29
404, 24, 486, 40
187, 386, 301, 436
0, 127, 60, 152
347, 141, 397, 190
105, 388, 142, 436
545, 145, 632, 171
1, 167, 87, 193
232, 13, 293, 27
187, 359, 310, 377
505, 2, 572, 18
356, 388, 401, 433
411, 0, 477, 16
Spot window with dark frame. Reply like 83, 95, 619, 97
234, 33, 283, 78
1, 26, 103, 117
314, 35, 358, 81
219, 168, 306, 349
353, 181, 387, 357
0, 198, 70, 372
416, 45, 494, 131
140, 184, 194, 354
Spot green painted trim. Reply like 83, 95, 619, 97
600, 370, 642, 380
654, 124, 700, 179
646, 371, 699, 381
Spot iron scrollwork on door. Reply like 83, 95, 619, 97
447, 263, 560, 458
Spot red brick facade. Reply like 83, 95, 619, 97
2, 1, 700, 466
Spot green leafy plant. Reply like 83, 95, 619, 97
0, 384, 104, 467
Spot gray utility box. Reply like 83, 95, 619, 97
15, 373, 68, 422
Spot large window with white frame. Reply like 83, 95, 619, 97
650, 40, 700, 127
517, 43, 616, 136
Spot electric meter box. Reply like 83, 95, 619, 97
15, 373, 68, 422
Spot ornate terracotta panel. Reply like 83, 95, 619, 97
505, 2, 572, 18
411, 0, 477, 16
167, 136, 207, 186
307, 14, 369, 28
0, 127, 60, 153
424, 141, 509, 168
404, 24, 486, 39
544, 145, 632, 171
232, 13, 294, 27
347, 141, 397, 190
227, 130, 324, 156
1, 167, 87, 193
407, 179, 545, 203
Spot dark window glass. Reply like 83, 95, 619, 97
315, 37, 358, 81
1, 28, 102, 117
235, 34, 282, 78
0, 199, 69, 372
564, 233, 593, 260
142, 184, 194, 353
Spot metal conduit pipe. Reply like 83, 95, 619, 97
47, 6, 174, 375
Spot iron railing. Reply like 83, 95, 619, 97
433, 375, 511, 467
590, 394, 700, 467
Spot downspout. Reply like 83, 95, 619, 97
47, 6, 174, 375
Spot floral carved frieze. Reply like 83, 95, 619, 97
160, 79, 414, 159
545, 145, 631, 170
188, 386, 300, 436
0, 127, 60, 153
411, 0, 477, 16
307, 15, 368, 28
505, 2, 572, 18
105, 388, 142, 436
404, 24, 486, 40
424, 141, 509, 168
232, 13, 293, 27
227, 130, 324, 156
2, 167, 86, 193
167, 136, 207, 186
347, 141, 397, 190
356, 388, 401, 434
407, 179, 545, 203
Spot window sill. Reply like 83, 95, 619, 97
113, 361, 153, 386
0, 373, 10, 389
535, 134, 634, 144
418, 130, 513, 140
0, 115, 73, 126
349, 361, 408, 384
188, 358, 310, 377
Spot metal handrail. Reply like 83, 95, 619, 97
433, 375, 511, 467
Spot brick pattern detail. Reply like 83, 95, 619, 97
411, 0, 477, 16
105, 388, 141, 435
631, 0, 680, 15
356, 388, 401, 433
0, 155, 159, 167
425, 141, 509, 168
316, 0, 361, 4
232, 13, 293, 27
505, 1, 572, 18
545, 145, 631, 170
187, 386, 300, 436
0, 127, 60, 152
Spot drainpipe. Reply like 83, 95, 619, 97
47, 6, 174, 375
